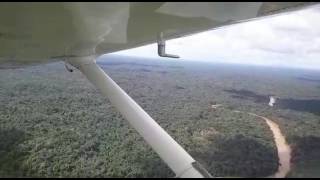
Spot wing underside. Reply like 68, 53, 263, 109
0, 2, 317, 66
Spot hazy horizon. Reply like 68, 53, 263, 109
99, 54, 320, 72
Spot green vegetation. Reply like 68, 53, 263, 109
0, 54, 319, 177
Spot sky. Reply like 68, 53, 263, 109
113, 4, 320, 70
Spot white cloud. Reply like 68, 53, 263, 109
113, 4, 320, 70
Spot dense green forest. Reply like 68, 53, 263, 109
0, 54, 319, 177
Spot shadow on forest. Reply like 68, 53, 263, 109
224, 89, 320, 116
279, 99, 320, 116
191, 134, 278, 177
0, 128, 28, 177
296, 77, 320, 83
223, 89, 269, 103
289, 135, 320, 178
291, 135, 320, 163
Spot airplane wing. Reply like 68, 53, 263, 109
1, 2, 319, 177
0, 2, 318, 67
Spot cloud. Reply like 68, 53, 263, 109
113, 4, 320, 70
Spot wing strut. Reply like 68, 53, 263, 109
66, 56, 212, 178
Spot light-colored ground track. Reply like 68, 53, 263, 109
249, 113, 291, 178
232, 110, 292, 178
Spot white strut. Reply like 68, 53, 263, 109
67, 56, 212, 178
